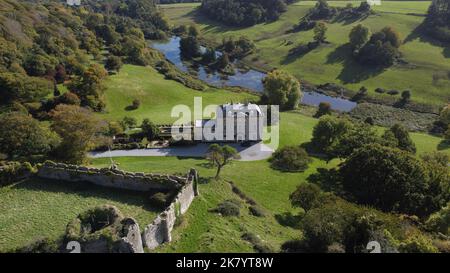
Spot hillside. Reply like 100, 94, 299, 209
161, 1, 450, 110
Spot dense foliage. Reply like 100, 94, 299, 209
425, 0, 450, 43
339, 144, 449, 217
0, 112, 60, 159
262, 69, 302, 110
270, 146, 312, 172
353, 26, 402, 67
200, 0, 293, 27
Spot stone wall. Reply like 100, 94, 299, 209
143, 168, 199, 250
37, 161, 187, 192
36, 161, 199, 252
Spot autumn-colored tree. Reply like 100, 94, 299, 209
51, 104, 105, 163
0, 112, 60, 158
67, 64, 108, 111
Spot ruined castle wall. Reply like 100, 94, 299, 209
142, 169, 198, 250
36, 162, 198, 252
37, 162, 185, 192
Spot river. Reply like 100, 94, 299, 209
151, 36, 357, 112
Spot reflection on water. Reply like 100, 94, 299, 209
151, 36, 356, 112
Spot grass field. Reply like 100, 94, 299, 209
160, 1, 450, 109
87, 114, 447, 253
100, 65, 257, 124
0, 178, 158, 252
2, 60, 448, 252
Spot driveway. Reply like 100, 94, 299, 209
89, 142, 274, 162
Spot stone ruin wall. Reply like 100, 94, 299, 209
142, 168, 199, 249
36, 162, 199, 252
37, 162, 187, 191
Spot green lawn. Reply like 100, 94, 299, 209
90, 156, 333, 252
161, 1, 450, 109
0, 178, 158, 252
99, 65, 257, 124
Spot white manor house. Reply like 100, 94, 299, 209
193, 103, 264, 142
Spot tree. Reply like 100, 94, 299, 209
349, 24, 370, 50
270, 146, 312, 172
131, 99, 141, 110
180, 36, 201, 58
54, 64, 67, 84
440, 104, 450, 125
105, 55, 123, 72
401, 90, 411, 102
120, 116, 137, 130
0, 72, 53, 104
384, 124, 416, 153
206, 144, 240, 179
57, 92, 81, 106
314, 102, 331, 118
51, 104, 105, 163
216, 53, 230, 69
332, 122, 380, 159
263, 69, 302, 110
68, 64, 108, 111
202, 47, 217, 64
310, 115, 353, 154
339, 144, 431, 216
379, 26, 402, 48
141, 119, 160, 140
108, 121, 124, 137
313, 21, 328, 43
188, 25, 200, 37
0, 112, 60, 158
290, 183, 323, 212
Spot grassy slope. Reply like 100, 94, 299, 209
161, 1, 450, 108
0, 178, 158, 252
90, 111, 447, 253
99, 65, 257, 124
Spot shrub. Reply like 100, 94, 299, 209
131, 99, 141, 109
387, 89, 399, 95
314, 102, 331, 118
270, 146, 312, 172
425, 203, 450, 235
15, 237, 59, 253
241, 232, 274, 253
147, 192, 171, 209
399, 234, 439, 253
289, 183, 323, 212
211, 200, 241, 217
375, 87, 385, 94
249, 205, 266, 217
0, 161, 36, 186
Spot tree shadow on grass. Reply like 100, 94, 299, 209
437, 140, 450, 151
274, 212, 303, 229
443, 47, 450, 58
13, 178, 162, 213
330, 12, 370, 26
326, 43, 385, 84
404, 23, 450, 59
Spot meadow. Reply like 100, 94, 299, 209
160, 1, 450, 109
2, 61, 447, 252
100, 65, 257, 124
0, 178, 158, 252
